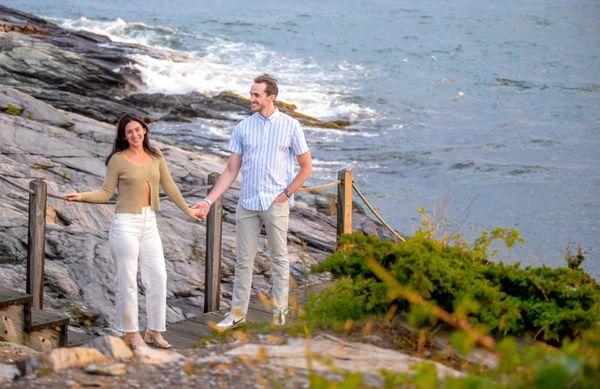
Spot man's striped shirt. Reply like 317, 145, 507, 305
228, 108, 309, 211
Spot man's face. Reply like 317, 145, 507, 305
250, 82, 275, 112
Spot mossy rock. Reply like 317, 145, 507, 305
1, 103, 24, 116
219, 92, 355, 130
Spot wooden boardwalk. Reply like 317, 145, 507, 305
163, 283, 329, 349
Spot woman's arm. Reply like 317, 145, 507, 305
158, 151, 193, 216
67, 160, 118, 203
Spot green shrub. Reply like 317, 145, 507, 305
311, 232, 599, 343
306, 277, 389, 323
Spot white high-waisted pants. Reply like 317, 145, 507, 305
108, 207, 167, 332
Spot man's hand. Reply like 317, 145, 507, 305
191, 200, 211, 219
272, 193, 288, 204
187, 209, 202, 221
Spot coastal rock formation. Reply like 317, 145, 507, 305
0, 5, 354, 130
224, 334, 464, 380
4, 333, 463, 386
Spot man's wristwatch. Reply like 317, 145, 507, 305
202, 198, 213, 206
283, 188, 291, 198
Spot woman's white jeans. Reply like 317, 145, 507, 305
108, 207, 167, 332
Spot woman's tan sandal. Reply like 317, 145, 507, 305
144, 332, 172, 349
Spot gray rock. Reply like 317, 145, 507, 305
82, 335, 133, 361
85, 362, 127, 376
18, 347, 107, 375
225, 334, 464, 380
0, 363, 21, 383
0, 85, 73, 128
133, 347, 185, 365
0, 6, 355, 129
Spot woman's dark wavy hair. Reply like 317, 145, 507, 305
105, 114, 160, 165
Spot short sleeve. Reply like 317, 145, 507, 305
290, 121, 309, 156
227, 123, 243, 155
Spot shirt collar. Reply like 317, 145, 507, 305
257, 107, 279, 122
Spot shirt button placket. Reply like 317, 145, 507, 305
261, 120, 268, 209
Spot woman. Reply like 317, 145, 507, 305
67, 114, 198, 349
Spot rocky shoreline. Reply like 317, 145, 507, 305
0, 5, 354, 130
0, 5, 390, 338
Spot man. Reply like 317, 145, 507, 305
192, 74, 312, 330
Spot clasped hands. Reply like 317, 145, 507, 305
191, 199, 211, 219
191, 193, 288, 220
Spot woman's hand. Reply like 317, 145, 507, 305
66, 192, 82, 202
188, 208, 202, 221
191, 200, 211, 219
272, 193, 288, 204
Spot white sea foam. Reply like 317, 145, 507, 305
54, 16, 377, 123
56, 16, 181, 48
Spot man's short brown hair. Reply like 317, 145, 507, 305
254, 74, 278, 97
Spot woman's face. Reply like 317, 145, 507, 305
124, 120, 146, 148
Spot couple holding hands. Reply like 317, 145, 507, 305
67, 74, 313, 349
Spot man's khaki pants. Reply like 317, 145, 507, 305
230, 201, 290, 318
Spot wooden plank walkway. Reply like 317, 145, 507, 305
163, 282, 331, 349
63, 282, 332, 349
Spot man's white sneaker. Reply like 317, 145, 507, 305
215, 313, 246, 331
272, 310, 287, 327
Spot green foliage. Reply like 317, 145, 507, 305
565, 244, 585, 270
2, 103, 24, 116
305, 277, 389, 324
373, 330, 600, 388
309, 372, 364, 388
490, 329, 600, 388
311, 231, 599, 343
413, 363, 439, 389
450, 330, 476, 356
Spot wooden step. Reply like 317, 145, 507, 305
0, 287, 31, 344
0, 287, 32, 308
25, 308, 69, 351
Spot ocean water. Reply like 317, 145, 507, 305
7, 1, 600, 277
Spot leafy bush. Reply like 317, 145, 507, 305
311, 231, 599, 343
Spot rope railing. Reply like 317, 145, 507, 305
0, 172, 403, 241
0, 173, 338, 202
46, 185, 213, 203
0, 174, 34, 195
1, 172, 402, 236
296, 181, 339, 192
352, 182, 406, 242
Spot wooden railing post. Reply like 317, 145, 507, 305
336, 168, 353, 244
204, 173, 223, 313
27, 179, 47, 309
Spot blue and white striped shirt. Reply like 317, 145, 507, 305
228, 108, 309, 211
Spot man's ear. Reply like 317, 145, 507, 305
269, 94, 276, 103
